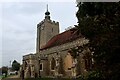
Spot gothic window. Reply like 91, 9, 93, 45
51, 58, 56, 70
40, 63, 43, 71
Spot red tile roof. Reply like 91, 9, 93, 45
40, 27, 82, 50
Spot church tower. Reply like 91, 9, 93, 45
36, 5, 59, 53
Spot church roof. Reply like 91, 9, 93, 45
41, 27, 83, 50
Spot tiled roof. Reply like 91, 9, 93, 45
40, 27, 82, 50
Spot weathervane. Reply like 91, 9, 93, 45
45, 4, 50, 16
47, 4, 48, 12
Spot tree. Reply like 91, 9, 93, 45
12, 60, 20, 71
2, 66, 8, 77
76, 2, 120, 80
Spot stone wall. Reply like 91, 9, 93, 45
36, 37, 90, 77
22, 53, 37, 78
22, 37, 91, 78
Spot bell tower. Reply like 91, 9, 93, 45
36, 5, 59, 53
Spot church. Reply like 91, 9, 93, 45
21, 6, 92, 78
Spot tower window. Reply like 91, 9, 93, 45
52, 28, 53, 32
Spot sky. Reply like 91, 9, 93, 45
0, 1, 78, 67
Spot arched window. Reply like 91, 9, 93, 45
51, 58, 56, 70
39, 63, 43, 71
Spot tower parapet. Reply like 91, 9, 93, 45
37, 19, 59, 28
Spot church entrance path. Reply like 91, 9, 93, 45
1, 75, 21, 80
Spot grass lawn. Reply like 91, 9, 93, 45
0, 75, 3, 78
0, 74, 16, 79
0, 75, 6, 79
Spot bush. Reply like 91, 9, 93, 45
76, 70, 104, 80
